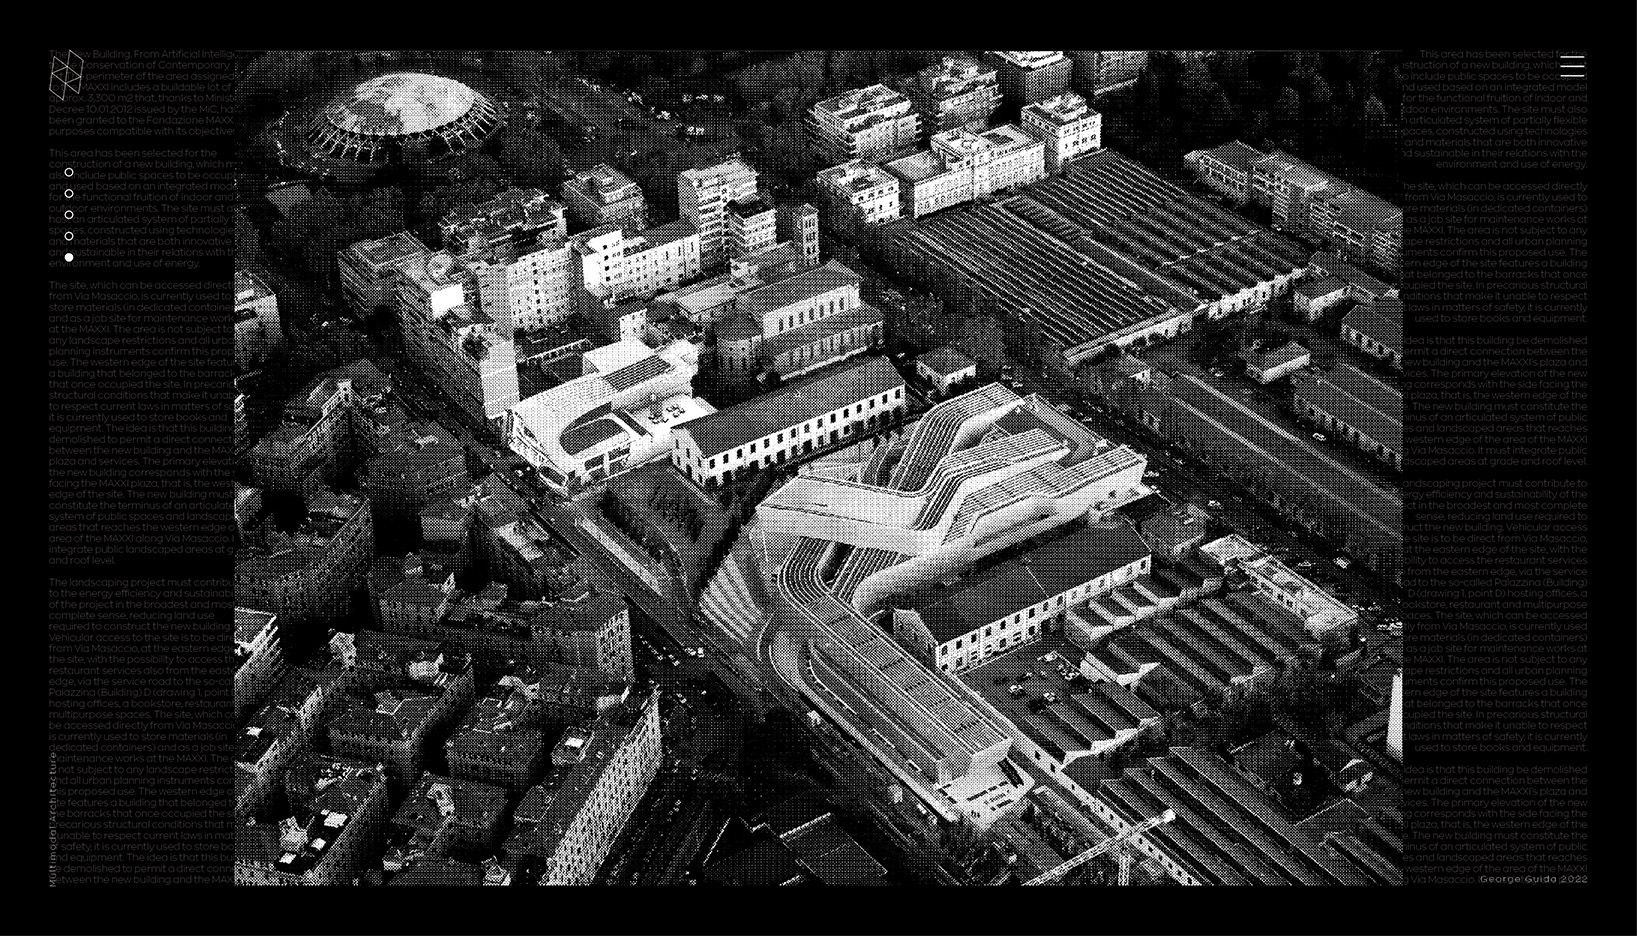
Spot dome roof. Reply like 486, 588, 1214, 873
325, 73, 479, 137
307, 73, 501, 164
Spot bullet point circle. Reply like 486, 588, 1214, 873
64, 167, 74, 177
64, 231, 74, 241
64, 253, 74, 262
64, 210, 73, 220
64, 189, 73, 199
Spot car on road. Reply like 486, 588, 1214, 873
1206, 499, 1223, 509
1333, 556, 1353, 570
1312, 432, 1328, 442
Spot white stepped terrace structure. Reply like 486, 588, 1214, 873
757, 383, 1149, 604
699, 382, 1150, 820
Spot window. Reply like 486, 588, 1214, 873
984, 627, 992, 638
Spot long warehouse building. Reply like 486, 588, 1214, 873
886, 150, 1308, 363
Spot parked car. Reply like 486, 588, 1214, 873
1333, 556, 1353, 570
1207, 499, 1223, 509
1312, 432, 1328, 442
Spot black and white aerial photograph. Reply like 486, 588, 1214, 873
229, 49, 1406, 887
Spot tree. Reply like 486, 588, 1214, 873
1269, 86, 1302, 148
496, 125, 564, 191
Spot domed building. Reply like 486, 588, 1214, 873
306, 73, 502, 163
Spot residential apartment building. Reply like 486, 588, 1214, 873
679, 157, 759, 273
387, 774, 509, 867
395, 252, 521, 425
1068, 51, 1148, 97
1183, 140, 1266, 204
235, 608, 285, 720
570, 221, 702, 305
1311, 187, 1402, 276
327, 631, 478, 782
817, 160, 903, 230
806, 85, 920, 166
235, 758, 390, 886
439, 188, 567, 259
671, 356, 906, 486
885, 124, 1047, 219
253, 359, 446, 499
378, 571, 455, 637
1233, 147, 1402, 277
1021, 92, 1101, 171
985, 51, 1073, 107
357, 415, 469, 531
910, 55, 1001, 135
339, 232, 432, 315
1250, 149, 1335, 232
498, 691, 661, 886
235, 270, 284, 369
1387, 671, 1402, 760
464, 240, 578, 334
234, 491, 375, 624
726, 195, 778, 260
388, 583, 634, 683
561, 164, 649, 235
446, 679, 550, 790
235, 388, 252, 458
892, 522, 1152, 675
235, 701, 301, 824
